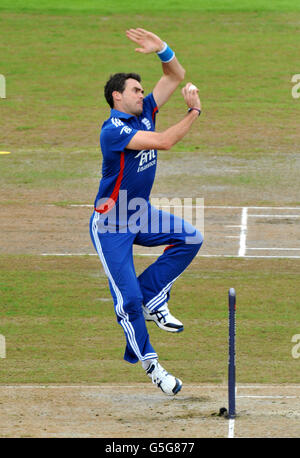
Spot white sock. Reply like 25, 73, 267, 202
141, 358, 157, 371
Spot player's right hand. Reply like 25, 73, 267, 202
181, 83, 201, 111
126, 28, 164, 54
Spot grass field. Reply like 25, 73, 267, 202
0, 0, 299, 394
0, 255, 299, 384
2, 0, 300, 14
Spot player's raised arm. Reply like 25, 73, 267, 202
126, 28, 185, 109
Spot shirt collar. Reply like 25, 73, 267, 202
110, 108, 136, 120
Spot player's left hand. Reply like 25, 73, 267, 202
126, 28, 164, 54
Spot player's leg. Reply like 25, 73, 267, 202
90, 211, 182, 395
134, 205, 203, 332
90, 211, 156, 364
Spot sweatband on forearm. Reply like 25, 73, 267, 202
156, 42, 175, 63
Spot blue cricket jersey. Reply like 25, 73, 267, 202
94, 93, 159, 219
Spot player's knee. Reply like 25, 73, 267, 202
195, 229, 204, 246
186, 229, 203, 253
122, 293, 144, 318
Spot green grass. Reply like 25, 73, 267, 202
1, 0, 300, 14
1, 10, 299, 156
0, 1, 299, 386
1, 147, 300, 207
0, 256, 299, 384
1, 7, 300, 206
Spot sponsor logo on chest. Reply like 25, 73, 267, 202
135, 149, 156, 173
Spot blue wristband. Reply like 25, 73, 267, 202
156, 42, 175, 63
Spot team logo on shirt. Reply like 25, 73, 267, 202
111, 117, 132, 135
111, 117, 124, 127
111, 117, 155, 172
135, 149, 156, 173
141, 117, 151, 130
120, 125, 132, 135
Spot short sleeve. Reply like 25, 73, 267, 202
142, 93, 159, 122
100, 118, 138, 153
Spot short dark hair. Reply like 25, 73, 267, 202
104, 72, 141, 108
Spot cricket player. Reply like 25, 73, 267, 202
90, 28, 203, 396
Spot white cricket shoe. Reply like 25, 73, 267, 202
146, 360, 182, 396
143, 303, 184, 333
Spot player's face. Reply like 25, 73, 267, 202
119, 78, 144, 116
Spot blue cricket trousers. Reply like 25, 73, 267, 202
90, 203, 203, 364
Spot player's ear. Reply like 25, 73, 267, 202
112, 90, 122, 103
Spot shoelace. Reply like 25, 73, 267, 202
149, 363, 168, 386
150, 304, 170, 323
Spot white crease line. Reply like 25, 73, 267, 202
242, 255, 300, 259
41, 253, 300, 259
2, 384, 300, 389
238, 207, 248, 257
244, 207, 300, 210
63, 204, 300, 210
42, 253, 97, 256
198, 254, 300, 258
228, 419, 235, 439
248, 214, 300, 218
227, 386, 237, 438
237, 395, 299, 399
236, 385, 300, 388
247, 247, 300, 251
